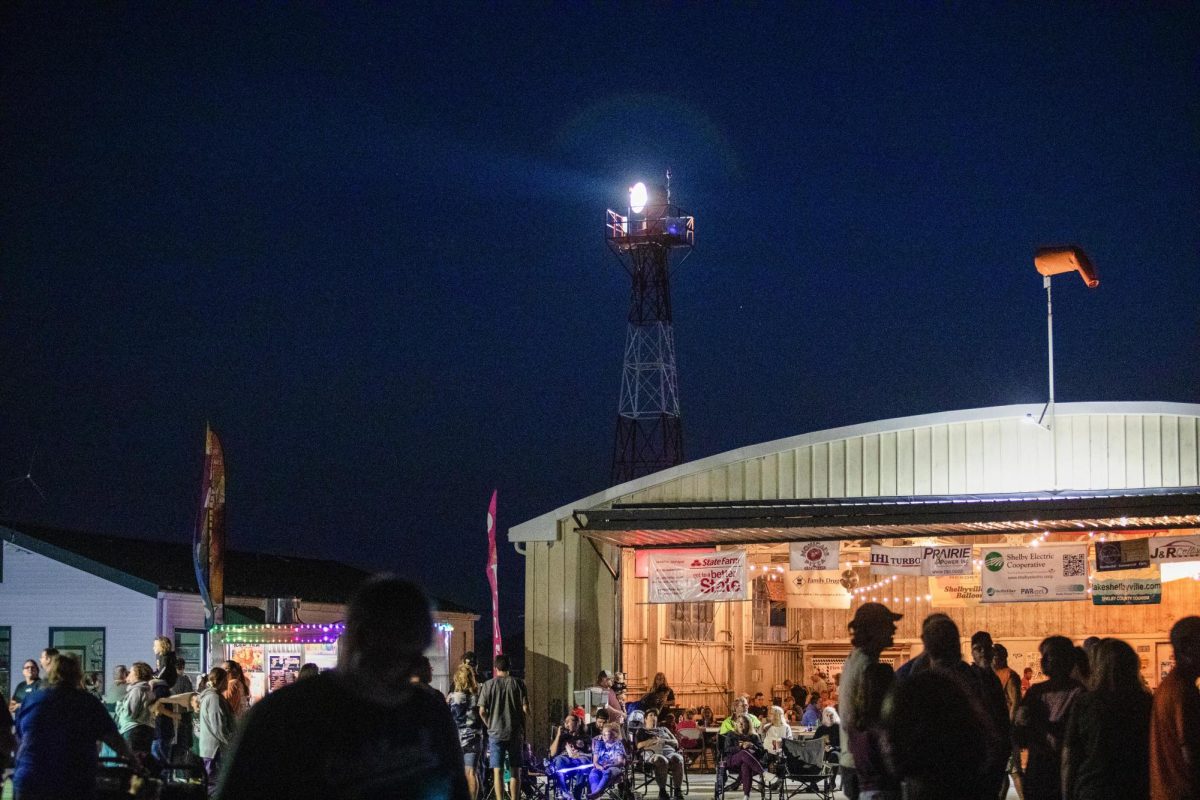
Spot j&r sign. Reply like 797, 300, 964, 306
647, 550, 751, 604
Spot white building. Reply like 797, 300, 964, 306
0, 522, 477, 697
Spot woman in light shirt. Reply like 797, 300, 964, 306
760, 705, 793, 776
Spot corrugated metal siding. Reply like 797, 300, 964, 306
0, 541, 157, 693
619, 414, 1200, 504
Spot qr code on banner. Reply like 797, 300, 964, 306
1063, 553, 1086, 577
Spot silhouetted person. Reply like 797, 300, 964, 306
885, 667, 996, 800
1150, 616, 1200, 800
846, 662, 899, 799
838, 602, 902, 800
969, 631, 1012, 800
216, 576, 468, 800
1014, 636, 1083, 800
991, 643, 1023, 799
1062, 638, 1151, 800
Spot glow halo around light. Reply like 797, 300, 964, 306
629, 182, 648, 214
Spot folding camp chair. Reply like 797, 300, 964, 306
713, 735, 770, 800
675, 725, 707, 770
778, 737, 834, 800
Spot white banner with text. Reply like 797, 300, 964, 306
979, 545, 1089, 603
789, 540, 841, 571
785, 570, 852, 609
647, 550, 750, 604
870, 544, 973, 576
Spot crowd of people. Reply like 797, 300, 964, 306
4, 587, 1199, 800
833, 602, 1200, 800
3, 635, 332, 797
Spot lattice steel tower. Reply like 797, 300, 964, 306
606, 175, 695, 484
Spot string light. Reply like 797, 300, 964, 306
852, 574, 900, 596
212, 620, 453, 646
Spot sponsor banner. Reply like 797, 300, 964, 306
1095, 538, 1151, 572
870, 545, 925, 575
634, 548, 715, 579
1149, 534, 1200, 564
929, 573, 982, 607
647, 550, 750, 604
1092, 564, 1161, 605
920, 545, 974, 576
789, 540, 840, 571
870, 545, 971, 576
786, 570, 852, 609
979, 544, 1089, 603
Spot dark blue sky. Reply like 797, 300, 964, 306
2, 4, 1197, 631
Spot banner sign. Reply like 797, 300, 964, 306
789, 541, 840, 571
871, 545, 972, 576
1095, 538, 1150, 572
979, 545, 1089, 603
869, 545, 924, 575
785, 570, 852, 609
929, 573, 982, 607
1092, 564, 1161, 605
193, 425, 227, 629
647, 550, 750, 604
635, 548, 715, 579
1149, 534, 1200, 563
920, 545, 974, 576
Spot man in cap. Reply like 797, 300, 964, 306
216, 576, 468, 800
837, 602, 901, 800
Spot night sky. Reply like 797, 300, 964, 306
2, 5, 1197, 639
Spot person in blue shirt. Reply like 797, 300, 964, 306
14, 653, 136, 800
800, 693, 821, 727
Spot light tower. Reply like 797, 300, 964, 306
606, 173, 695, 484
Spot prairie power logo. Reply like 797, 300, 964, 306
984, 552, 1004, 572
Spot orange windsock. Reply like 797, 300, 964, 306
1034, 246, 1099, 288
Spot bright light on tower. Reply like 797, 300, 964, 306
629, 182, 648, 214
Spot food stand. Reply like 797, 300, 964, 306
211, 620, 455, 701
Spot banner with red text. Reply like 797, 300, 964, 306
647, 550, 750, 604
635, 548, 715, 578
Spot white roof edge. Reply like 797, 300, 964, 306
508, 401, 1200, 542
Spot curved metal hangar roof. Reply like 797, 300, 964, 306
509, 402, 1200, 545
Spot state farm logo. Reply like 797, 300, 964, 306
690, 556, 741, 568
